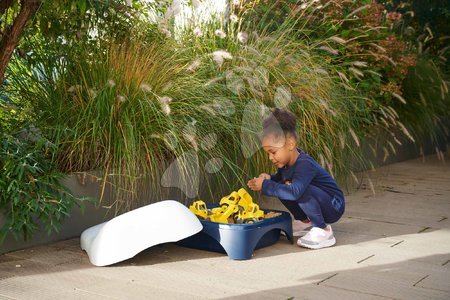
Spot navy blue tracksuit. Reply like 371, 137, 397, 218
261, 149, 345, 228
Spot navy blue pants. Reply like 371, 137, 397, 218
280, 185, 345, 229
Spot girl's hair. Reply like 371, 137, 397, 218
262, 108, 298, 140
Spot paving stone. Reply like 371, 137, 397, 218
221, 284, 391, 300
322, 271, 450, 300
76, 281, 201, 300
416, 274, 450, 293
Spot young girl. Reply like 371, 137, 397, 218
247, 108, 345, 249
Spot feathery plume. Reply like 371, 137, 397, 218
215, 29, 226, 39
237, 32, 248, 44
211, 50, 233, 66
349, 128, 360, 147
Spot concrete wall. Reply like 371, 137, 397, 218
359, 129, 448, 169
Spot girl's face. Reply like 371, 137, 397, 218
261, 133, 297, 168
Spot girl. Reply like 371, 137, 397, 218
247, 108, 345, 249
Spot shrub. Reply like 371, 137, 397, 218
0, 128, 84, 243
242, 0, 449, 162
3, 1, 374, 212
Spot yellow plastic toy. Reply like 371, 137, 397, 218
236, 188, 254, 211
189, 200, 233, 221
219, 191, 240, 207
209, 204, 239, 223
235, 203, 265, 224
189, 188, 265, 224
189, 200, 210, 219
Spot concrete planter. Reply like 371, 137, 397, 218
359, 129, 445, 168
0, 169, 196, 255
0, 175, 112, 254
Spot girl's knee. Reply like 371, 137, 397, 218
326, 198, 345, 224
331, 196, 345, 214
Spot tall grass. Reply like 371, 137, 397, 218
8, 0, 446, 213
175, 2, 388, 174
400, 59, 450, 152
241, 0, 450, 164
5, 2, 371, 212
6, 36, 246, 213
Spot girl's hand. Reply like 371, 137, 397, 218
258, 173, 271, 180
247, 177, 264, 191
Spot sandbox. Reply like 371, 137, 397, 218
178, 207, 293, 260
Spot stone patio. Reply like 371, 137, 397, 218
0, 155, 449, 299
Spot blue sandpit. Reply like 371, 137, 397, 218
178, 207, 293, 260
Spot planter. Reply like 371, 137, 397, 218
0, 175, 112, 254
357, 127, 448, 170
0, 171, 195, 255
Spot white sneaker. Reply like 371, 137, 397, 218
293, 220, 313, 237
297, 225, 336, 249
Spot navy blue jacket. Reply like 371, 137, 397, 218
261, 149, 345, 202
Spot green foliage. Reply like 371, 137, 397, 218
0, 103, 27, 134
399, 59, 450, 142
6, 36, 246, 212
0, 129, 84, 243
242, 0, 449, 162
176, 14, 367, 178
380, 0, 450, 74
2, 0, 449, 218
0, 81, 33, 134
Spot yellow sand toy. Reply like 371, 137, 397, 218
235, 203, 265, 224
188, 200, 211, 220
235, 188, 254, 211
189, 188, 265, 224
209, 204, 239, 223
218, 191, 241, 207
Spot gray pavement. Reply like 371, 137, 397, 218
0, 155, 449, 299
